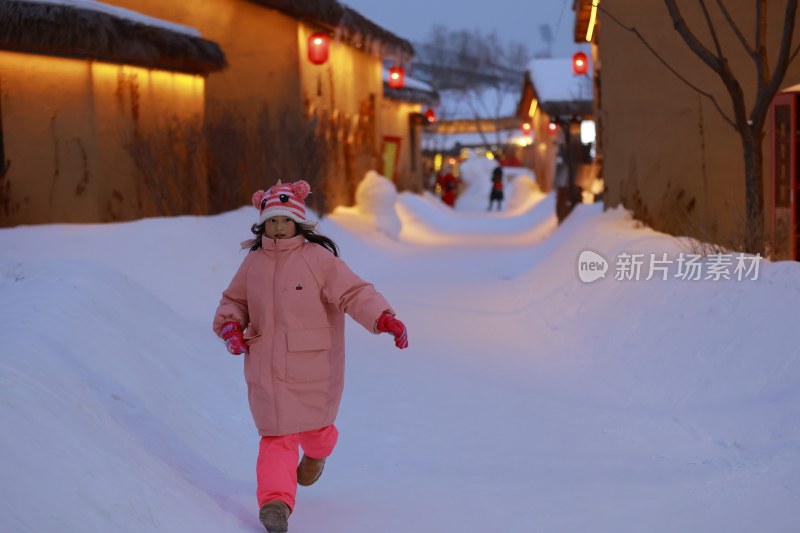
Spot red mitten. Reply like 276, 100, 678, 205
377, 313, 408, 349
220, 321, 248, 355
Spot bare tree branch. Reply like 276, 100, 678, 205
466, 97, 491, 148
664, 0, 722, 71
414, 25, 530, 151
597, 3, 736, 128
664, 0, 749, 131
699, 0, 724, 58
790, 41, 800, 64
714, 0, 756, 58
752, 0, 798, 128
589, 0, 799, 253
754, 0, 769, 87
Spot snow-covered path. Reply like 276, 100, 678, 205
1, 190, 799, 532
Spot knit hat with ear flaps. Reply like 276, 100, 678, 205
252, 180, 317, 226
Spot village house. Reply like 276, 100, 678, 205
1, 0, 427, 226
576, 0, 800, 259
0, 0, 225, 226
515, 57, 595, 199
380, 68, 439, 191
107, 0, 421, 215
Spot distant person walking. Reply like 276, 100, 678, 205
488, 161, 504, 211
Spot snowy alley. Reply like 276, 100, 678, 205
1, 171, 800, 533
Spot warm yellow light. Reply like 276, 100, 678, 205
514, 137, 533, 147
390, 72, 399, 80
0, 51, 203, 101
586, 0, 599, 42
94, 63, 203, 94
486, 152, 495, 160
528, 98, 538, 119
88, 61, 204, 125
313, 37, 323, 45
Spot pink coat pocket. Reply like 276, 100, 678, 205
286, 327, 332, 382
240, 326, 262, 382
244, 325, 262, 343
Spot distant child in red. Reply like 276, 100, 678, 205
437, 166, 459, 207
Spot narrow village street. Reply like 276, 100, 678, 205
2, 191, 798, 532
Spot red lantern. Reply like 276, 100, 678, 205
572, 51, 589, 75
388, 66, 405, 89
424, 108, 437, 123
548, 121, 558, 134
521, 121, 532, 135
308, 32, 329, 65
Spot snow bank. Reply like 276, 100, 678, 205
334, 170, 402, 240
355, 170, 401, 239
455, 155, 538, 213
0, 260, 250, 532
505, 174, 542, 213
1, 185, 799, 532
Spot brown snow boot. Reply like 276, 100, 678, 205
259, 500, 290, 533
296, 454, 326, 486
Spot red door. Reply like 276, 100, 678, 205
771, 93, 797, 260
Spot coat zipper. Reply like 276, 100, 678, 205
269, 247, 281, 431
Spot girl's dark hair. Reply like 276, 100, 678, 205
249, 221, 339, 257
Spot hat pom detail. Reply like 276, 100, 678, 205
252, 190, 266, 208
291, 180, 311, 200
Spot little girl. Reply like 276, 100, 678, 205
212, 180, 408, 533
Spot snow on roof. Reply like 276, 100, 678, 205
527, 58, 592, 103
23, 0, 202, 37
382, 68, 434, 92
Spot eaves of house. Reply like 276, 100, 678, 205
0, 0, 226, 75
249, 0, 414, 62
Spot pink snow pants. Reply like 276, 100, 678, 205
256, 424, 339, 510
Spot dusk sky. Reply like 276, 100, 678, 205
341, 0, 582, 59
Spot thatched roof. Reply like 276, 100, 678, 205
0, 1, 226, 75
251, 0, 414, 62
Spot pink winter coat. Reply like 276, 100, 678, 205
213, 235, 392, 436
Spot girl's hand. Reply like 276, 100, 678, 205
220, 321, 249, 355
377, 313, 408, 349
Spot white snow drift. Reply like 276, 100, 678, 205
1, 185, 799, 532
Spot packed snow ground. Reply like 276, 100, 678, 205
1, 174, 799, 532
